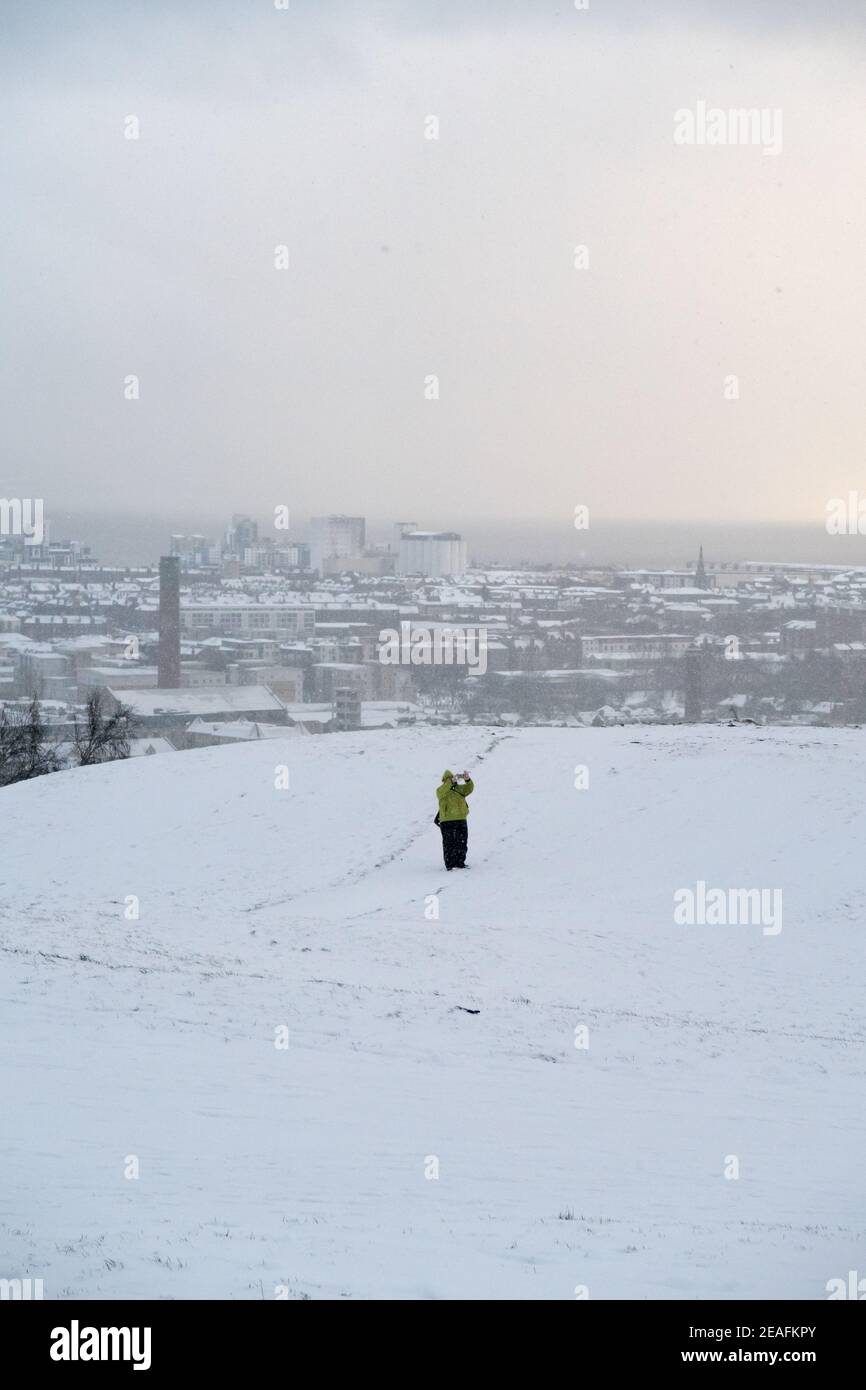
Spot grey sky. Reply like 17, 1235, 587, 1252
3, 0, 866, 535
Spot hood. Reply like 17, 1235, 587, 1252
441, 769, 454, 782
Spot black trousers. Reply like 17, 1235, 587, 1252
440, 819, 468, 868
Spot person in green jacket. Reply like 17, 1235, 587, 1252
436, 769, 474, 869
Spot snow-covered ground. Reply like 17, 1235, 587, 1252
1, 725, 864, 1299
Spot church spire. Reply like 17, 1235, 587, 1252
695, 544, 708, 589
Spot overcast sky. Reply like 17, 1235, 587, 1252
3, 0, 866, 537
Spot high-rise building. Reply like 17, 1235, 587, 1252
170, 533, 212, 567
157, 555, 181, 688
309, 515, 365, 574
393, 521, 418, 551
397, 530, 467, 578
224, 514, 259, 556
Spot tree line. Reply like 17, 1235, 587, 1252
0, 691, 137, 788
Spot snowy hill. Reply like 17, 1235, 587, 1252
2, 725, 864, 1300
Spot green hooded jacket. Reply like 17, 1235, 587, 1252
436, 770, 475, 822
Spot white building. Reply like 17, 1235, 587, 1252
397, 531, 467, 578
180, 604, 315, 639
16, 648, 76, 701
309, 515, 365, 574
580, 634, 693, 661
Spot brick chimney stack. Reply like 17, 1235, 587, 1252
158, 555, 181, 688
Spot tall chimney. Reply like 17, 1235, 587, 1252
158, 555, 181, 688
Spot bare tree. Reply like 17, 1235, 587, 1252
0, 697, 63, 787
72, 690, 137, 767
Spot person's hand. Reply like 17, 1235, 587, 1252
462, 770, 469, 779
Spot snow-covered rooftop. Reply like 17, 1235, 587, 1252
107, 684, 286, 716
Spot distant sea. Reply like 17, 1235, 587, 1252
45, 512, 866, 572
